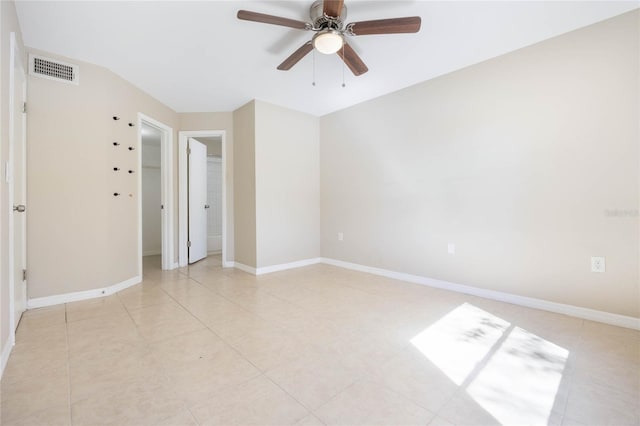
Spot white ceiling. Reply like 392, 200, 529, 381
15, 1, 638, 116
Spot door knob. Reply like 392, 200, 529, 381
13, 205, 25, 213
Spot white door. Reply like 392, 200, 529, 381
11, 41, 27, 329
188, 138, 207, 263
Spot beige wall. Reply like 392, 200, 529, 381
320, 11, 639, 317
1, 0, 26, 367
255, 101, 320, 267
230, 100, 321, 269
178, 113, 234, 260
27, 50, 178, 299
232, 102, 257, 267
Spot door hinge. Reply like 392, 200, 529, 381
160, 204, 164, 210
22, 269, 27, 281
23, 102, 27, 114
187, 147, 191, 155
187, 241, 191, 247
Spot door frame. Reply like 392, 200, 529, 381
178, 130, 229, 267
8, 32, 27, 341
137, 113, 175, 272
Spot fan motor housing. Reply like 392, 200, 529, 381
310, 0, 347, 30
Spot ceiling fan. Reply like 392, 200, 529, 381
237, 0, 421, 76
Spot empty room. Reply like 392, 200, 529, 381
0, 1, 638, 425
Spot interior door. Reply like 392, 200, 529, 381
188, 138, 207, 263
12, 52, 27, 329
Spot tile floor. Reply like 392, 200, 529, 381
1, 255, 639, 425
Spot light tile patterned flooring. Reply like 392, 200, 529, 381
1, 255, 639, 425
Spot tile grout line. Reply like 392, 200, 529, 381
179, 262, 448, 423
159, 265, 332, 422
117, 284, 205, 426
557, 318, 585, 425
430, 323, 517, 423
148, 274, 268, 419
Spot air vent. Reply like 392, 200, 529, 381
29, 54, 79, 85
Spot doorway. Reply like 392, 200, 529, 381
137, 114, 174, 273
206, 150, 223, 254
8, 33, 27, 335
141, 125, 162, 258
178, 131, 228, 267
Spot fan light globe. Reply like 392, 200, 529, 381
313, 31, 344, 54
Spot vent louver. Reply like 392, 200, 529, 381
29, 54, 79, 85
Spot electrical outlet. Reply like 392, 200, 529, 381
591, 256, 606, 273
448, 243, 455, 255
337, 232, 344, 241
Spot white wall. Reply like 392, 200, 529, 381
320, 11, 639, 318
141, 129, 161, 256
231, 100, 321, 269
255, 100, 320, 268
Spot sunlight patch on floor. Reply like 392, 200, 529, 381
411, 303, 568, 425
467, 326, 568, 425
410, 303, 510, 385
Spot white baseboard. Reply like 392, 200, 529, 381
232, 258, 322, 276
27, 275, 141, 309
320, 258, 640, 331
143, 250, 162, 257
222, 260, 235, 268
160, 262, 179, 271
256, 258, 322, 275
1, 336, 13, 379
21, 257, 639, 331
233, 262, 257, 275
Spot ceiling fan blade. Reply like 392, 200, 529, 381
323, 0, 344, 18
277, 42, 314, 71
337, 42, 368, 76
348, 16, 421, 36
237, 10, 309, 30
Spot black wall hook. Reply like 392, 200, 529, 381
128, 147, 135, 151
128, 170, 135, 174
113, 116, 120, 121
113, 167, 120, 171
128, 123, 135, 127
113, 142, 120, 146
113, 192, 120, 196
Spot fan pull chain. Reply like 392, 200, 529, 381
312, 49, 316, 87
341, 44, 346, 88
